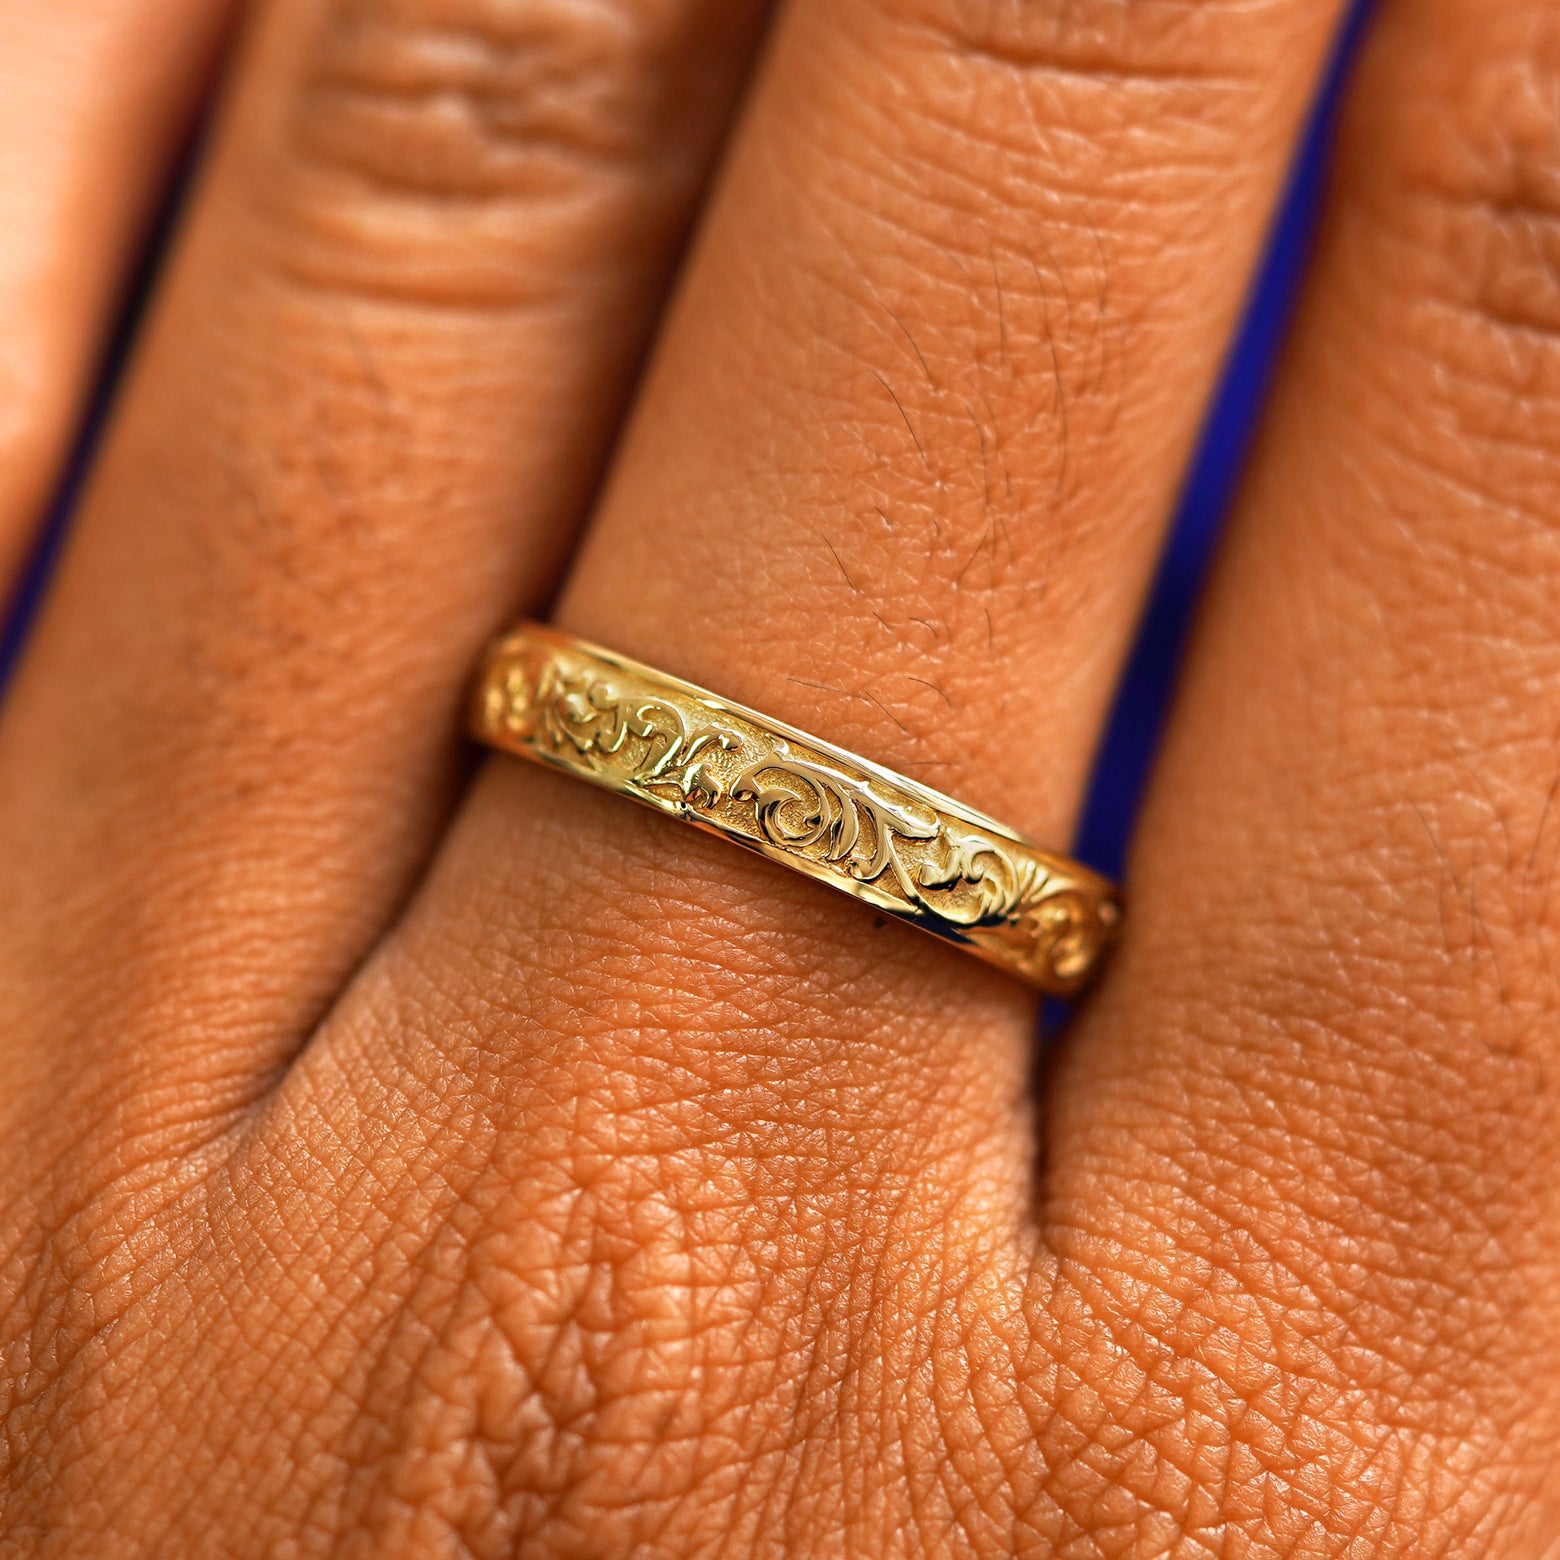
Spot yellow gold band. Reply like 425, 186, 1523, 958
471, 624, 1121, 996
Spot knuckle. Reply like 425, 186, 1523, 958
1031, 1220, 1529, 1553
339, 1152, 782, 1552
293, 0, 691, 202
340, 1155, 1018, 1555
1315, 3, 1560, 632
1348, 4, 1560, 402
329, 896, 1022, 1550
248, 0, 731, 307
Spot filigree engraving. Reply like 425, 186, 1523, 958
474, 628, 1121, 995
493, 663, 534, 737
915, 827, 1040, 927
1025, 891, 1103, 985
537, 663, 740, 807
732, 748, 1050, 930
732, 748, 940, 900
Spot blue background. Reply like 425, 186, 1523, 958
1, 2, 1375, 880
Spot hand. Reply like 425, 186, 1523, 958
3, 0, 1558, 1551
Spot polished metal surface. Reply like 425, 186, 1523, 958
472, 623, 1122, 995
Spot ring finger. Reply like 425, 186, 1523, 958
291, 0, 1356, 1547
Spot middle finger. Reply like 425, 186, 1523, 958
0, 0, 769, 1126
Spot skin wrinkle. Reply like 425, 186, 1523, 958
252, 0, 762, 308
295, 2, 695, 201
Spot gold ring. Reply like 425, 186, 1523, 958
471, 623, 1122, 996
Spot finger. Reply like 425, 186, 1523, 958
0, 0, 768, 1118
0, 0, 235, 598
264, 0, 1353, 1547
1052, 0, 1560, 1538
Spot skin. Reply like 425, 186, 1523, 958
1, 0, 1558, 1550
